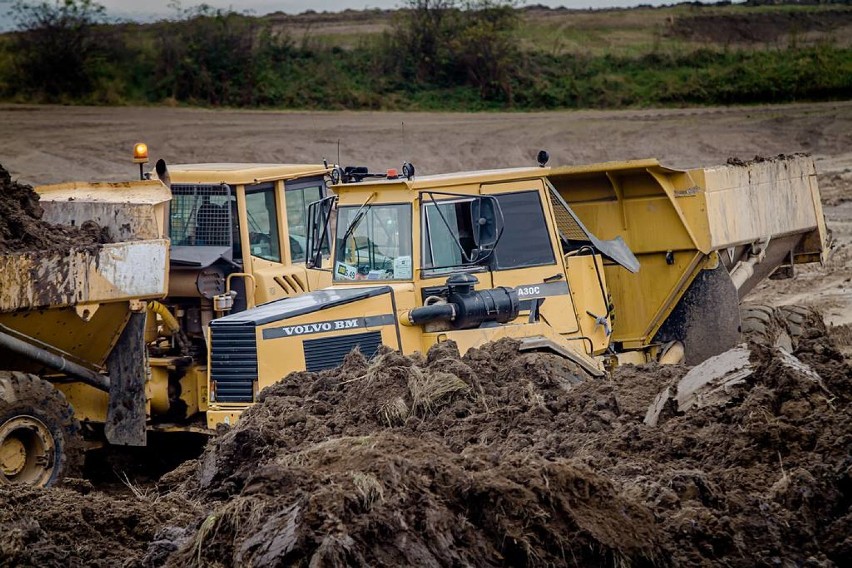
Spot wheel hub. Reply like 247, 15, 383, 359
0, 436, 26, 476
0, 416, 55, 486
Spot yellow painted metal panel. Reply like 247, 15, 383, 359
168, 164, 329, 185
564, 255, 611, 354
37, 180, 170, 241
0, 302, 131, 368
0, 241, 169, 312
54, 382, 109, 423
698, 156, 824, 251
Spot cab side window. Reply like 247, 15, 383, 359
492, 191, 555, 269
285, 179, 325, 262
422, 199, 477, 270
245, 183, 281, 262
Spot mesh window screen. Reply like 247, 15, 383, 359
170, 184, 233, 246
547, 188, 588, 242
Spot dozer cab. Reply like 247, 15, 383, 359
205, 155, 827, 425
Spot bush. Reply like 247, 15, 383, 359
384, 0, 523, 102
7, 0, 110, 101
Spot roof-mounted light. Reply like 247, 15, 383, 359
133, 142, 149, 164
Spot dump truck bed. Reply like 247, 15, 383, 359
548, 154, 827, 362
0, 180, 170, 369
0, 241, 169, 313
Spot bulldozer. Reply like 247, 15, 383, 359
204, 154, 827, 425
0, 150, 341, 485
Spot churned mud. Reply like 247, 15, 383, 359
0, 164, 110, 253
0, 324, 849, 567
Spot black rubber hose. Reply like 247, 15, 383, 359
408, 303, 456, 325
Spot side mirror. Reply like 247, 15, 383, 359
470, 195, 501, 252
306, 195, 336, 268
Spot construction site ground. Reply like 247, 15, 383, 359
0, 101, 850, 566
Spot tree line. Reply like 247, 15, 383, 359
1, 0, 849, 109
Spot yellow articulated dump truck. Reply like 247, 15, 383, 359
0, 155, 343, 487
205, 154, 826, 424
0, 180, 170, 486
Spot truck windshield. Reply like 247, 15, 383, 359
334, 203, 412, 281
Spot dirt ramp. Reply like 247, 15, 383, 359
0, 163, 111, 253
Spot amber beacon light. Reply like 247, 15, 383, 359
133, 142, 149, 179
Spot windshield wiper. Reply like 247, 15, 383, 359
339, 192, 377, 250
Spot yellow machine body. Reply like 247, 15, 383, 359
205, 155, 827, 427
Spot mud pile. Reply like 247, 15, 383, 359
0, 164, 110, 253
155, 330, 850, 567
0, 483, 199, 567
0, 322, 847, 566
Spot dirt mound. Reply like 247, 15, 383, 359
0, 164, 111, 253
166, 342, 659, 567
667, 10, 852, 45
0, 483, 199, 567
149, 330, 851, 567
1, 330, 848, 566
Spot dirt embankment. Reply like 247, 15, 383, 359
157, 330, 850, 566
0, 164, 110, 254
666, 9, 852, 44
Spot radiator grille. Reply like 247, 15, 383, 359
303, 331, 382, 372
210, 325, 257, 402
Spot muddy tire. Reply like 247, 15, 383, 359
0, 372, 84, 487
740, 304, 783, 347
776, 304, 826, 344
741, 304, 824, 350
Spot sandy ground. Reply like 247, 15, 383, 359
1, 101, 850, 325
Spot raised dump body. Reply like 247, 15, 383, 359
549, 154, 826, 363
2, 180, 170, 365
0, 180, 170, 451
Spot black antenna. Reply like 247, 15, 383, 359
337, 139, 341, 167
401, 121, 406, 162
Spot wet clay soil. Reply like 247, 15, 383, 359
4, 328, 846, 567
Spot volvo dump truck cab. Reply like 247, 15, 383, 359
206, 155, 827, 425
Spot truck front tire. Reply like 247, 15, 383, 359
0, 372, 84, 486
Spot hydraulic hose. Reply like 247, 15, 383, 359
147, 301, 180, 334
0, 328, 110, 392
146, 301, 190, 354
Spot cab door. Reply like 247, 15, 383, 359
480, 180, 580, 335
416, 191, 494, 308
